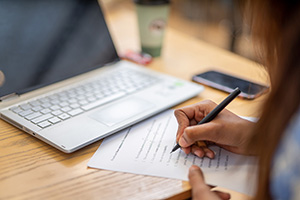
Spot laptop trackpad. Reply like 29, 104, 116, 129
89, 97, 154, 126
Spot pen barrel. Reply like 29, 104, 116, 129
198, 88, 241, 125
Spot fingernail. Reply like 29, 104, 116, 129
194, 150, 203, 157
206, 152, 214, 159
190, 165, 199, 171
179, 136, 188, 147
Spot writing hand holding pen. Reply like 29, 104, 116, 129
172, 88, 256, 158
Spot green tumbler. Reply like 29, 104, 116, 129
134, 0, 170, 57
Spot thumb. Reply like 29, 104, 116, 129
188, 165, 206, 186
188, 165, 213, 198
189, 166, 231, 200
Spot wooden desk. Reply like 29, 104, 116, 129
0, 2, 267, 200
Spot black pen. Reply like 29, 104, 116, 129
170, 87, 241, 153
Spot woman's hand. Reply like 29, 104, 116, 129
174, 100, 255, 158
189, 165, 230, 200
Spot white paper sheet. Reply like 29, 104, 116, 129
88, 110, 258, 196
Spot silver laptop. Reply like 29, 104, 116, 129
0, 0, 203, 153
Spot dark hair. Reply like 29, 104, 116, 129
246, 1, 300, 199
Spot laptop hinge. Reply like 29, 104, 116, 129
0, 93, 19, 102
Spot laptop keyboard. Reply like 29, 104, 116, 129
9, 68, 160, 129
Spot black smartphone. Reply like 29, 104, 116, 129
192, 70, 269, 99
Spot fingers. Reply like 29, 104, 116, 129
191, 144, 215, 159
179, 122, 221, 147
174, 101, 215, 141
191, 145, 204, 157
181, 146, 191, 155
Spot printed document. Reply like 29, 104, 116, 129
88, 110, 257, 196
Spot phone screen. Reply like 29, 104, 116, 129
192, 70, 269, 99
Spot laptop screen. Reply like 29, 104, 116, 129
0, 0, 119, 99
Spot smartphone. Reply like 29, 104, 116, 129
192, 70, 269, 99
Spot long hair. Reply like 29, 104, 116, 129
246, 1, 300, 199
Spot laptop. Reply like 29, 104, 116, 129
0, 0, 203, 153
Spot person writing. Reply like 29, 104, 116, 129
174, 1, 300, 199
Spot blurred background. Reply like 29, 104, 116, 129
102, 0, 255, 61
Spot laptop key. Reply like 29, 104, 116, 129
41, 103, 52, 108
68, 93, 77, 98
29, 100, 41, 107
125, 87, 137, 94
59, 96, 68, 101
19, 109, 34, 117
68, 98, 77, 103
50, 105, 60, 111
87, 96, 97, 102
58, 113, 70, 120
37, 121, 52, 128
39, 97, 50, 103
49, 95, 59, 100
76, 95, 86, 100
59, 102, 68, 107
20, 103, 32, 110
61, 106, 72, 112
41, 108, 52, 114
49, 117, 61, 124
70, 103, 80, 109
52, 110, 63, 116
31, 113, 54, 124
79, 100, 89, 105
68, 108, 83, 116
25, 112, 42, 120
85, 92, 94, 97
32, 106, 43, 112
50, 99, 60, 105
10, 107, 23, 114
